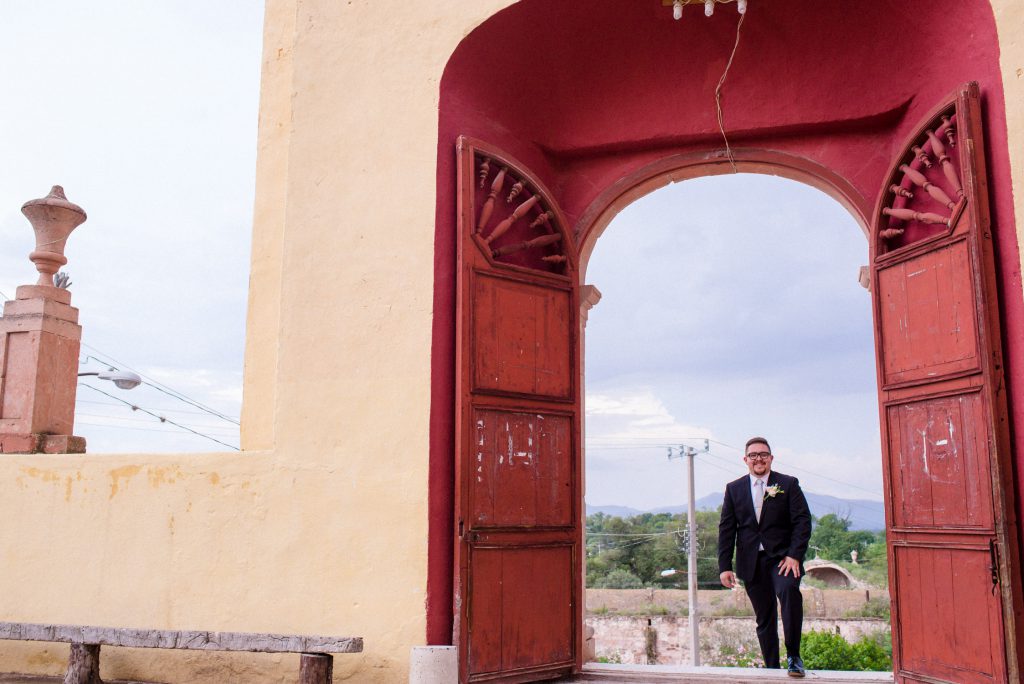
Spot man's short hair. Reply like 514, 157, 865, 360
745, 436, 771, 453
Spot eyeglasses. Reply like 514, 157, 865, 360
746, 452, 772, 461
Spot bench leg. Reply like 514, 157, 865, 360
299, 653, 333, 684
65, 644, 102, 684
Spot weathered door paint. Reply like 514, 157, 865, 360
872, 83, 1024, 684
454, 137, 582, 683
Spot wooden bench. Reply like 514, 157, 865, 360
0, 622, 362, 684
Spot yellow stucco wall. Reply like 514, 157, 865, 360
994, 0, 1024, 284
1, 1, 1022, 682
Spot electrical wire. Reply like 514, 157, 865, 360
698, 445, 885, 500
77, 422, 232, 435
585, 436, 885, 501
78, 383, 240, 450
80, 345, 240, 425
76, 413, 238, 434
714, 9, 746, 173
76, 398, 228, 418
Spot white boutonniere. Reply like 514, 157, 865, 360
765, 484, 783, 499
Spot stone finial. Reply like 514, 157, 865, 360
21, 185, 87, 287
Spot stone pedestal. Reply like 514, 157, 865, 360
0, 284, 85, 454
409, 646, 457, 684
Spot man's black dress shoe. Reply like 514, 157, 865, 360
787, 656, 806, 678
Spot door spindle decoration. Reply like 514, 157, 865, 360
477, 166, 507, 234
506, 180, 525, 204
468, 151, 570, 273
879, 110, 965, 247
478, 157, 491, 189
913, 145, 933, 169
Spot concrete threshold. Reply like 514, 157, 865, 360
0, 676, 155, 684
560, 663, 894, 683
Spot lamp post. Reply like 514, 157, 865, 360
77, 370, 142, 390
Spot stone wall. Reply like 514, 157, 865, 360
588, 615, 890, 667
586, 587, 890, 619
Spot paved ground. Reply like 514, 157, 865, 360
3, 666, 893, 684
558, 664, 894, 683
0, 676, 152, 684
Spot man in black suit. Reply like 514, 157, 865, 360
718, 437, 812, 677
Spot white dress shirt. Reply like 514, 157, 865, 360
750, 472, 769, 550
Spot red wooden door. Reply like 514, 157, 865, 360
454, 137, 581, 683
872, 83, 1023, 684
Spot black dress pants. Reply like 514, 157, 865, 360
744, 551, 803, 668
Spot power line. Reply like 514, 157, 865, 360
76, 412, 238, 434
78, 383, 239, 451
80, 346, 240, 425
586, 437, 884, 501
77, 422, 233, 436
76, 398, 229, 418
699, 445, 884, 500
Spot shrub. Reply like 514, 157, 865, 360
850, 631, 893, 671
801, 630, 854, 670
704, 622, 762, 668
595, 568, 644, 589
711, 604, 754, 618
844, 597, 891, 620
800, 629, 892, 671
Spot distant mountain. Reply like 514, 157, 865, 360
584, 504, 646, 518
587, 491, 885, 531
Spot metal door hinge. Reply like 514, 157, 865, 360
989, 539, 1000, 595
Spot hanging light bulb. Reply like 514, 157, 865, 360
673, 0, 684, 20
705, 0, 715, 17
737, 0, 747, 13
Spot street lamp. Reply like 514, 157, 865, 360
78, 370, 142, 390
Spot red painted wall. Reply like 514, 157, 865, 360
429, 0, 1020, 645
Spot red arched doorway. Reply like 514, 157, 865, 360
429, 3, 1024, 682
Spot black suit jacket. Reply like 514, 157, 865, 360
717, 470, 812, 583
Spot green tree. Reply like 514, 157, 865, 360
595, 568, 644, 589
585, 509, 725, 589
809, 513, 876, 561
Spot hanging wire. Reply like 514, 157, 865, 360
79, 345, 240, 425
714, 10, 746, 172
78, 383, 239, 450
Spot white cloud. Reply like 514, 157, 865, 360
587, 388, 712, 446
582, 174, 883, 511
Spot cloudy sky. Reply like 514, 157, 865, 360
0, 2, 264, 452
0, 4, 883, 505
584, 175, 883, 508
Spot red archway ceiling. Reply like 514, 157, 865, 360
428, 0, 1020, 646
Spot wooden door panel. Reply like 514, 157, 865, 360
470, 409, 573, 529
886, 391, 993, 530
877, 238, 979, 387
455, 136, 581, 683
895, 545, 1002, 683
471, 272, 573, 400
468, 549, 505, 675
872, 85, 1022, 684
467, 545, 574, 677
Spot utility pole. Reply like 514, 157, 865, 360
668, 439, 709, 666
685, 445, 699, 666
